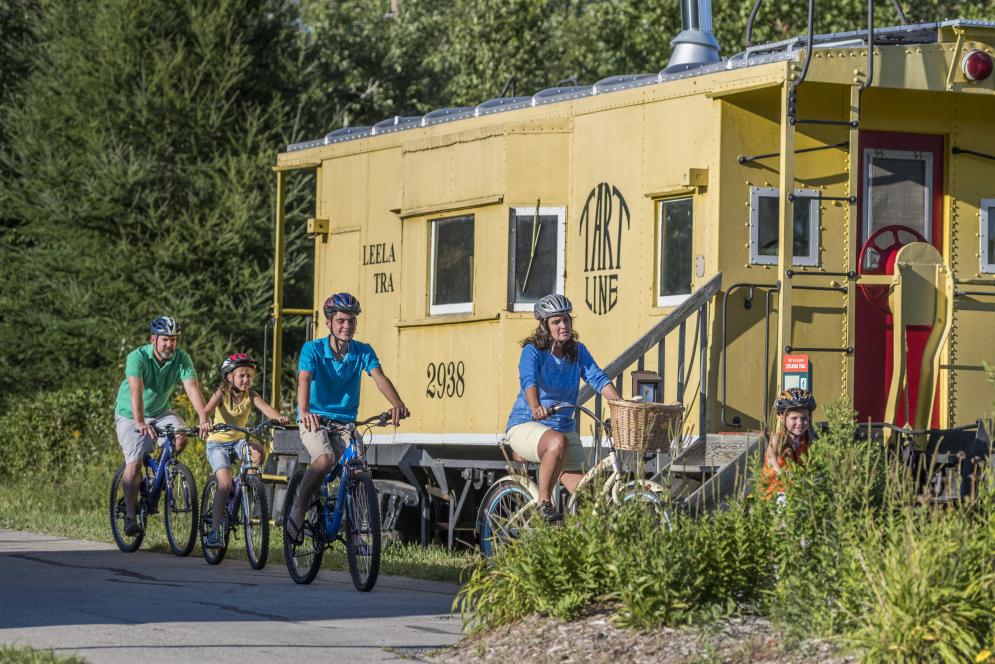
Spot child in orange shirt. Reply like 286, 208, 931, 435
762, 388, 817, 500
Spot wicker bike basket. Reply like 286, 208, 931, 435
606, 399, 684, 452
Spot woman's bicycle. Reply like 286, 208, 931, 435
198, 422, 282, 569
282, 412, 391, 591
109, 424, 199, 556
477, 401, 674, 556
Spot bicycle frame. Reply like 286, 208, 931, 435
495, 402, 660, 514
497, 402, 623, 501
317, 430, 361, 542
142, 432, 179, 514
221, 445, 254, 526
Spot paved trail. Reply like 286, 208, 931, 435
0, 530, 462, 663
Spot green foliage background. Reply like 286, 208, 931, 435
2, 0, 992, 404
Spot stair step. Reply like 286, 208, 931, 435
669, 464, 720, 476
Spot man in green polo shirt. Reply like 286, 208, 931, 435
113, 316, 211, 536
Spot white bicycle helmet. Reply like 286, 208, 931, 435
534, 294, 572, 320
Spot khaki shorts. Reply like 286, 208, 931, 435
300, 428, 349, 463
506, 421, 589, 472
114, 411, 186, 464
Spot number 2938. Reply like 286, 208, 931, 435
425, 361, 465, 398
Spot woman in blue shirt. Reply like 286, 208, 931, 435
506, 294, 621, 523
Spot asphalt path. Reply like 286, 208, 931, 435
0, 529, 463, 663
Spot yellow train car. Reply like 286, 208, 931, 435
268, 15, 995, 542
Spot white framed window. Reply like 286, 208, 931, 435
749, 186, 820, 266
657, 197, 694, 306
863, 148, 933, 244
508, 206, 565, 311
430, 214, 474, 315
982, 198, 995, 274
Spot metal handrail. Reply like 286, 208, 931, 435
575, 273, 722, 459
719, 281, 779, 428
576, 272, 723, 406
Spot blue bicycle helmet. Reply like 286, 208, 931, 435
150, 316, 180, 336
323, 292, 361, 317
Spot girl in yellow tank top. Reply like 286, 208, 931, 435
202, 353, 288, 548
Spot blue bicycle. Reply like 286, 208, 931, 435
198, 422, 280, 569
109, 424, 199, 556
283, 413, 389, 590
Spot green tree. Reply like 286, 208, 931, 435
0, 0, 316, 400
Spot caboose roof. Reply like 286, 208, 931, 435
283, 19, 995, 155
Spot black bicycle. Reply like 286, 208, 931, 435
198, 422, 281, 569
109, 424, 199, 555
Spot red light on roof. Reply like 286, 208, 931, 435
962, 50, 993, 83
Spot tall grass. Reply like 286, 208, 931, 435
0, 644, 86, 664
0, 383, 468, 583
458, 401, 995, 663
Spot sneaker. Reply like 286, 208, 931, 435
205, 528, 224, 549
124, 517, 143, 537
537, 500, 563, 524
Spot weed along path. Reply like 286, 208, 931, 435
0, 529, 462, 663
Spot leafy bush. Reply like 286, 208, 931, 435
458, 401, 995, 663
0, 378, 212, 513
458, 497, 775, 631
0, 379, 118, 480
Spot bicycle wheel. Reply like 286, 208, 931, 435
477, 478, 533, 557
565, 456, 614, 516
164, 462, 198, 557
199, 478, 227, 565
615, 480, 671, 528
283, 469, 324, 584
109, 463, 145, 553
242, 475, 270, 570
345, 470, 381, 592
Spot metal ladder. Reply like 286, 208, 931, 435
735, 0, 899, 403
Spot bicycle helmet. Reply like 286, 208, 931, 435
534, 293, 572, 321
775, 387, 817, 413
150, 316, 180, 336
221, 352, 257, 376
323, 292, 361, 317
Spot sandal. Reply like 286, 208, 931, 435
285, 515, 306, 545
124, 517, 143, 537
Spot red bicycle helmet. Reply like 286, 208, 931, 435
221, 352, 257, 376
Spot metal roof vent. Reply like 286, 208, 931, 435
665, 0, 721, 73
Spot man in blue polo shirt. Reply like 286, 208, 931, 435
286, 292, 409, 544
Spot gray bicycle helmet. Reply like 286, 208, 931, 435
150, 316, 180, 336
534, 294, 572, 320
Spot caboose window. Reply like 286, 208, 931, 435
430, 215, 474, 314
863, 149, 932, 242
982, 199, 995, 274
749, 187, 819, 266
657, 197, 693, 306
508, 207, 565, 311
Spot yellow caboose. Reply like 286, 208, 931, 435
267, 14, 995, 543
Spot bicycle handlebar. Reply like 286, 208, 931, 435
315, 411, 400, 432
135, 424, 202, 437
548, 402, 609, 430
209, 420, 288, 438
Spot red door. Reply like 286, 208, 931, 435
853, 131, 944, 425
